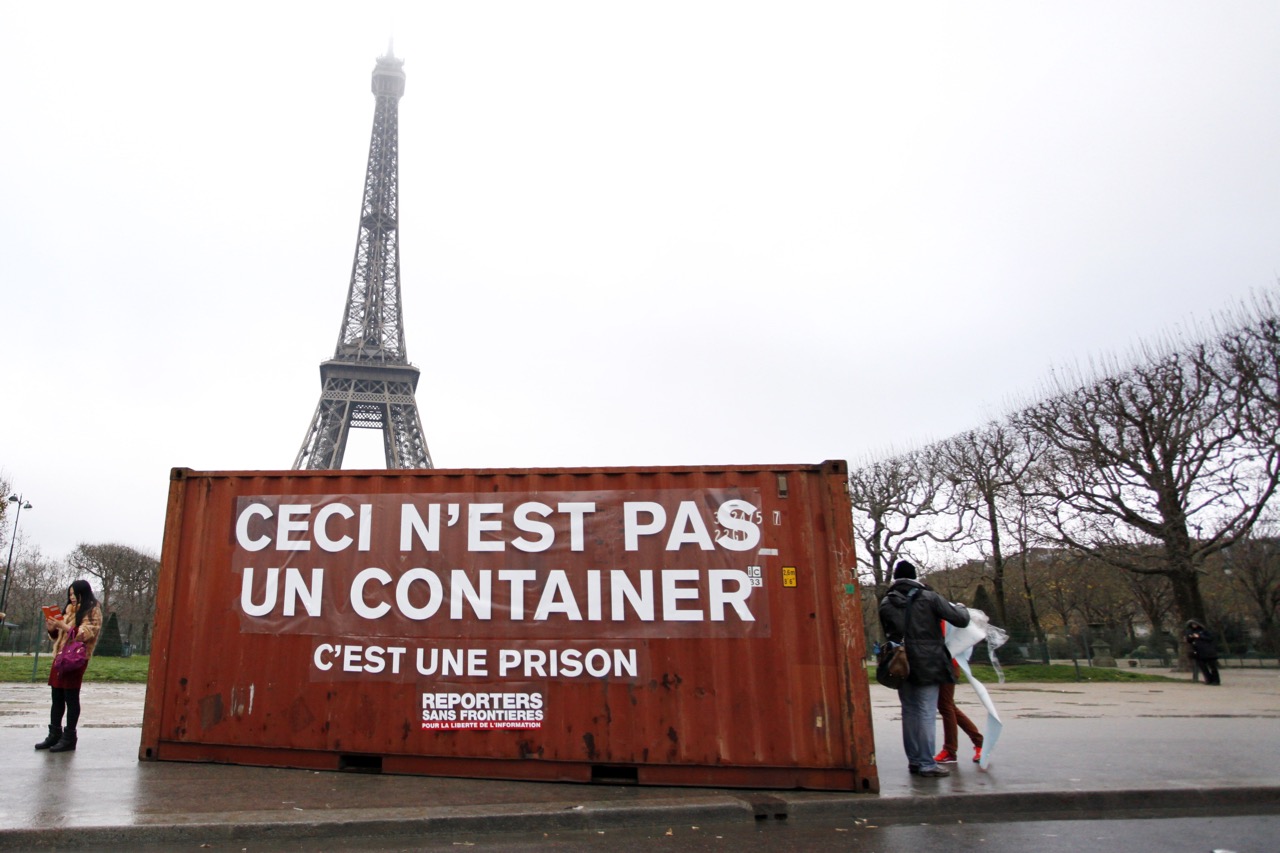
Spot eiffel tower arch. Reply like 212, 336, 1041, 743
294, 50, 434, 470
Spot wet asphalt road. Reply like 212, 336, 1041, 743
118, 814, 1279, 853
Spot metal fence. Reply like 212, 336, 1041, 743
1, 612, 140, 658
864, 623, 1279, 670
995, 633, 1278, 669
1, 621, 53, 657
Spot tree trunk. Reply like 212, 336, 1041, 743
985, 492, 1008, 626
1165, 566, 1207, 671
1020, 561, 1049, 663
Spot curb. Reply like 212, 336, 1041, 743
3, 787, 1279, 849
0, 797, 755, 850
784, 785, 1280, 823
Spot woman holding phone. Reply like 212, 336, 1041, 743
36, 579, 102, 753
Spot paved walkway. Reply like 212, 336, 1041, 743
1, 668, 1278, 848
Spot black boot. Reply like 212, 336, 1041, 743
35, 725, 62, 750
49, 727, 77, 753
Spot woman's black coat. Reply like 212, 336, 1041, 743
1184, 622, 1219, 660
879, 578, 971, 686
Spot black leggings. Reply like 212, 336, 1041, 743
1194, 657, 1221, 685
50, 687, 82, 729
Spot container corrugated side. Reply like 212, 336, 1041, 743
140, 461, 877, 792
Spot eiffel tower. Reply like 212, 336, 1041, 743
294, 50, 434, 470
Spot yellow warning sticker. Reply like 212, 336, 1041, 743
782, 566, 797, 587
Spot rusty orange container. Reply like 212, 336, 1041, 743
140, 461, 877, 791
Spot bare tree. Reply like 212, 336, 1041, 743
848, 446, 963, 596
66, 543, 160, 651
1, 479, 58, 638
1220, 524, 1280, 654
1014, 336, 1280, 635
1219, 288, 1280, 441
1123, 570, 1176, 656
0, 547, 67, 649
936, 421, 1044, 627
1038, 552, 1090, 666
1072, 558, 1138, 653
999, 489, 1055, 659
0, 472, 11, 606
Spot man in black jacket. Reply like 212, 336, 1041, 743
878, 560, 971, 777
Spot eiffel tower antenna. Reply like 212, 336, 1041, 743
294, 53, 434, 470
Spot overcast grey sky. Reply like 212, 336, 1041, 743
1, 1, 1277, 562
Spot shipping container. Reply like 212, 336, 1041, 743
140, 461, 878, 791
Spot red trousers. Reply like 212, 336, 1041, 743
938, 680, 983, 753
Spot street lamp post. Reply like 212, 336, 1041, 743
1, 493, 33, 617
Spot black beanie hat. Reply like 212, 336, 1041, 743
893, 560, 917, 580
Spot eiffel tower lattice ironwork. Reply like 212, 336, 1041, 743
294, 51, 434, 470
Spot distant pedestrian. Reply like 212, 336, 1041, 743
878, 560, 970, 778
1183, 620, 1221, 686
37, 579, 103, 752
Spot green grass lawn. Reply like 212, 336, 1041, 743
868, 661, 1178, 684
0, 654, 150, 683
964, 662, 1178, 683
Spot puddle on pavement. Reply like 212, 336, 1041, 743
1136, 706, 1274, 712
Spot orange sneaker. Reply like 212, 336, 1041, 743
934, 749, 957, 763
972, 746, 983, 763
